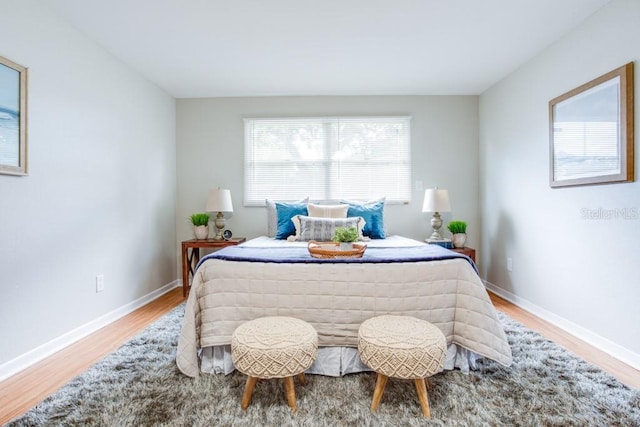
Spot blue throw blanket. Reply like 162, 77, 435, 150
197, 243, 477, 273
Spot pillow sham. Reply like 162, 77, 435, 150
291, 215, 365, 242
274, 201, 308, 239
307, 203, 349, 218
266, 197, 309, 237
340, 198, 386, 239
289, 215, 368, 242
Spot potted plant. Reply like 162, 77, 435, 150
333, 226, 359, 250
447, 220, 467, 248
190, 213, 210, 240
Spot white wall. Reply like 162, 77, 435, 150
480, 0, 639, 367
176, 96, 479, 264
0, 1, 177, 367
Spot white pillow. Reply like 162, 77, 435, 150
265, 197, 309, 238
307, 203, 349, 218
288, 215, 368, 242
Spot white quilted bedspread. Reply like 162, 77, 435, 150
176, 254, 513, 377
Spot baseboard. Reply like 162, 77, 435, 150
0, 281, 180, 383
484, 281, 640, 371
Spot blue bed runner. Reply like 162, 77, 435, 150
197, 243, 477, 273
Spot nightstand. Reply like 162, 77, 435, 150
181, 238, 246, 297
451, 247, 476, 263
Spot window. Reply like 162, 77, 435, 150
244, 116, 411, 206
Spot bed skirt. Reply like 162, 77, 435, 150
200, 343, 480, 376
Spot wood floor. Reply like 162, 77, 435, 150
489, 293, 640, 389
0, 288, 185, 425
1, 288, 638, 424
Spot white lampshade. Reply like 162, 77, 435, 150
206, 188, 234, 213
422, 188, 451, 213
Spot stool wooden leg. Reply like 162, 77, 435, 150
241, 376, 258, 410
414, 378, 431, 417
371, 373, 389, 412
297, 373, 307, 385
283, 376, 297, 413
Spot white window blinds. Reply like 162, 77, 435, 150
244, 116, 411, 206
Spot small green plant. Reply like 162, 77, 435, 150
447, 220, 467, 234
189, 213, 210, 226
333, 226, 359, 243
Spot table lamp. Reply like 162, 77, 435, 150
422, 188, 451, 242
206, 188, 234, 240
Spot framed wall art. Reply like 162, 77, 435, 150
0, 55, 28, 176
549, 62, 634, 188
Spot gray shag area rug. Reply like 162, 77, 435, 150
8, 303, 640, 426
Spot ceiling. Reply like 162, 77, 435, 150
40, 0, 611, 98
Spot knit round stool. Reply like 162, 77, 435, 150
358, 315, 447, 417
231, 316, 318, 412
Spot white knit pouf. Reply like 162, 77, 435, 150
231, 316, 318, 412
358, 315, 446, 417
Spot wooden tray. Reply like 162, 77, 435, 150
307, 241, 367, 259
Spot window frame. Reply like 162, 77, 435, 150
243, 116, 412, 206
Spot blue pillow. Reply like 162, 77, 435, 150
275, 202, 308, 239
344, 201, 385, 239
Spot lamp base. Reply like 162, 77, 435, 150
428, 212, 446, 242
213, 212, 225, 240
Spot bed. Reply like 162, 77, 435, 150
176, 235, 513, 378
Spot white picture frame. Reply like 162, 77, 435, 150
0, 55, 28, 176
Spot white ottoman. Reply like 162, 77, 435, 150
231, 316, 318, 412
358, 315, 447, 417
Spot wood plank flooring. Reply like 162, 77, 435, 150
1, 288, 637, 424
489, 293, 640, 389
0, 287, 184, 425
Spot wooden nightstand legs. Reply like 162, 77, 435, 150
181, 246, 199, 297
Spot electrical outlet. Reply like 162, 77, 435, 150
96, 275, 105, 293
507, 257, 513, 272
